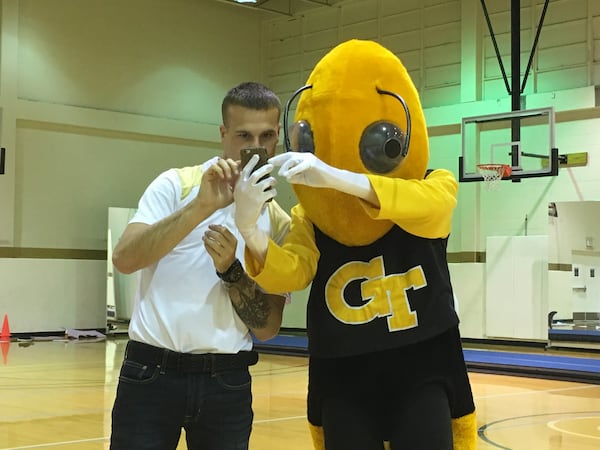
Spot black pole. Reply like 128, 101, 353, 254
480, 0, 511, 95
511, 0, 521, 174
511, 0, 521, 113
521, 0, 550, 93
0, 147, 5, 175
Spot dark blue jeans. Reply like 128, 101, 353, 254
110, 342, 254, 450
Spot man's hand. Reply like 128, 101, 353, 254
204, 222, 285, 341
203, 224, 238, 273
195, 158, 239, 212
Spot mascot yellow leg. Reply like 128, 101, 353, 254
452, 411, 478, 450
309, 412, 477, 450
309, 422, 325, 450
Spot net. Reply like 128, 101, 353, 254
476, 164, 511, 190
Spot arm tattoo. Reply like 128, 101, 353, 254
226, 273, 271, 329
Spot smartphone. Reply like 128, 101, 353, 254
240, 147, 269, 172
240, 146, 273, 201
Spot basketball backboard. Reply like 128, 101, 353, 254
459, 107, 559, 183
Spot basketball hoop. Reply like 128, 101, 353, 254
476, 164, 512, 190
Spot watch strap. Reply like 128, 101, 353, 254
216, 259, 244, 283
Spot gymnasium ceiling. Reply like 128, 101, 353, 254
212, 0, 342, 16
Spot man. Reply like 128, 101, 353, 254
110, 82, 290, 450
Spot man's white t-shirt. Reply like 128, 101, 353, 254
127, 158, 290, 354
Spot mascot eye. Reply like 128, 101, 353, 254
289, 120, 315, 153
359, 121, 408, 174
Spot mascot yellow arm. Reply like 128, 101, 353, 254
245, 204, 320, 294
364, 169, 458, 239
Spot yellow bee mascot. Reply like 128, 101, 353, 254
234, 39, 477, 450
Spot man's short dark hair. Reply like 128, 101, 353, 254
222, 82, 281, 125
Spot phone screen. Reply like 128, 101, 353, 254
239, 147, 273, 201
240, 147, 268, 172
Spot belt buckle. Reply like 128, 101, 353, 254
172, 351, 182, 372
206, 354, 216, 372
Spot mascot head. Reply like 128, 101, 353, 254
284, 39, 429, 246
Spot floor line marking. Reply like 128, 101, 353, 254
0, 437, 107, 450
0, 416, 308, 450
547, 417, 600, 440
474, 383, 599, 399
255, 415, 307, 424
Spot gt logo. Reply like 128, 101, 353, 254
325, 256, 426, 331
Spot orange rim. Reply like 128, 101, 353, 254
477, 164, 511, 178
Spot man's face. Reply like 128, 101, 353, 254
220, 105, 280, 160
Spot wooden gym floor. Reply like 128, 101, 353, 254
0, 337, 599, 449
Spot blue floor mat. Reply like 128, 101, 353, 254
463, 348, 600, 372
255, 334, 308, 349
253, 334, 600, 384
548, 327, 600, 342
462, 348, 600, 383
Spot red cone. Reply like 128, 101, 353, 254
0, 341, 8, 364
0, 314, 10, 341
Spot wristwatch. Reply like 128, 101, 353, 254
216, 259, 244, 283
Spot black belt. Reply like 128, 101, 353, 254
125, 340, 258, 373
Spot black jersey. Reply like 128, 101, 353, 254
308, 224, 459, 358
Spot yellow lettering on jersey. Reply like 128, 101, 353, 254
325, 257, 386, 324
325, 256, 426, 332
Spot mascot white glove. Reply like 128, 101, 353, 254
269, 152, 373, 201
233, 154, 276, 264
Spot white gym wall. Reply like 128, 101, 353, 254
2, 0, 600, 341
